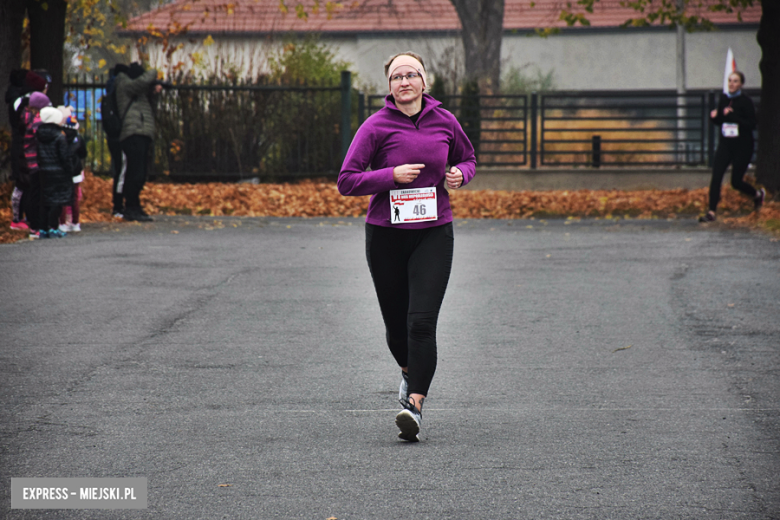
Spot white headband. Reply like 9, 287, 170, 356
387, 55, 427, 90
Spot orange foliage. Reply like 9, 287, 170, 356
1, 172, 778, 244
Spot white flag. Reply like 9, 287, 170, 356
723, 48, 737, 94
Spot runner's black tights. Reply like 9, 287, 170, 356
365, 223, 454, 397
708, 142, 756, 212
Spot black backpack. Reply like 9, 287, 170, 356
101, 76, 134, 140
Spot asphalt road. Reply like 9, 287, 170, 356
1, 216, 779, 519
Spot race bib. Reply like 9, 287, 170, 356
722, 123, 739, 138
389, 187, 438, 224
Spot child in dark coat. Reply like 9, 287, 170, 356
57, 106, 87, 233
20, 92, 51, 238
35, 107, 77, 238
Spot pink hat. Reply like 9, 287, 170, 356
29, 92, 52, 110
387, 55, 427, 90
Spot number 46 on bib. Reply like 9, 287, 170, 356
389, 187, 438, 224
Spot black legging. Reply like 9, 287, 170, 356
44, 205, 61, 230
108, 138, 124, 213
120, 135, 151, 210
25, 174, 46, 232
708, 140, 756, 212
365, 222, 454, 397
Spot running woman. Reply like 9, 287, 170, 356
338, 51, 477, 442
700, 70, 764, 222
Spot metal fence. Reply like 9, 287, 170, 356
156, 82, 345, 181
365, 94, 529, 166
63, 75, 761, 179
62, 75, 110, 174
365, 89, 761, 169
63, 72, 354, 180
537, 91, 707, 167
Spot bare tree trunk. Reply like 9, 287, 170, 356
0, 0, 26, 131
0, 0, 26, 181
450, 0, 504, 93
756, 2, 780, 194
26, 0, 67, 108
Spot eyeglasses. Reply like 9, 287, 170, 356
390, 72, 422, 83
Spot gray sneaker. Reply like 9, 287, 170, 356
399, 371, 409, 402
396, 397, 423, 442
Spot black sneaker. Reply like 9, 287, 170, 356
396, 396, 423, 442
698, 212, 716, 223
755, 188, 766, 211
123, 208, 153, 222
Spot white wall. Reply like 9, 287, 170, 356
136, 26, 761, 93
340, 27, 761, 92
686, 29, 761, 90
135, 38, 274, 79
501, 27, 760, 91
135, 35, 358, 80
339, 36, 463, 93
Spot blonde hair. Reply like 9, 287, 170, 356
384, 51, 426, 77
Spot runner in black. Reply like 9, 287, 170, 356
700, 70, 764, 222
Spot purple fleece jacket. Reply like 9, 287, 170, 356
338, 93, 477, 229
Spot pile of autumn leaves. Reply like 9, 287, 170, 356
1, 172, 778, 244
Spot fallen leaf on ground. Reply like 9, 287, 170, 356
1, 172, 778, 244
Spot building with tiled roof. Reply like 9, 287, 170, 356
119, 0, 762, 91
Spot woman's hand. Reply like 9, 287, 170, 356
445, 166, 463, 189
393, 164, 425, 184
710, 109, 718, 119
723, 106, 734, 115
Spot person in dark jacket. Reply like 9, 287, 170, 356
35, 107, 77, 238
5, 70, 48, 231
338, 51, 476, 442
20, 92, 52, 238
700, 71, 764, 222
4, 71, 31, 179
5, 69, 32, 231
105, 65, 126, 217
114, 62, 162, 222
